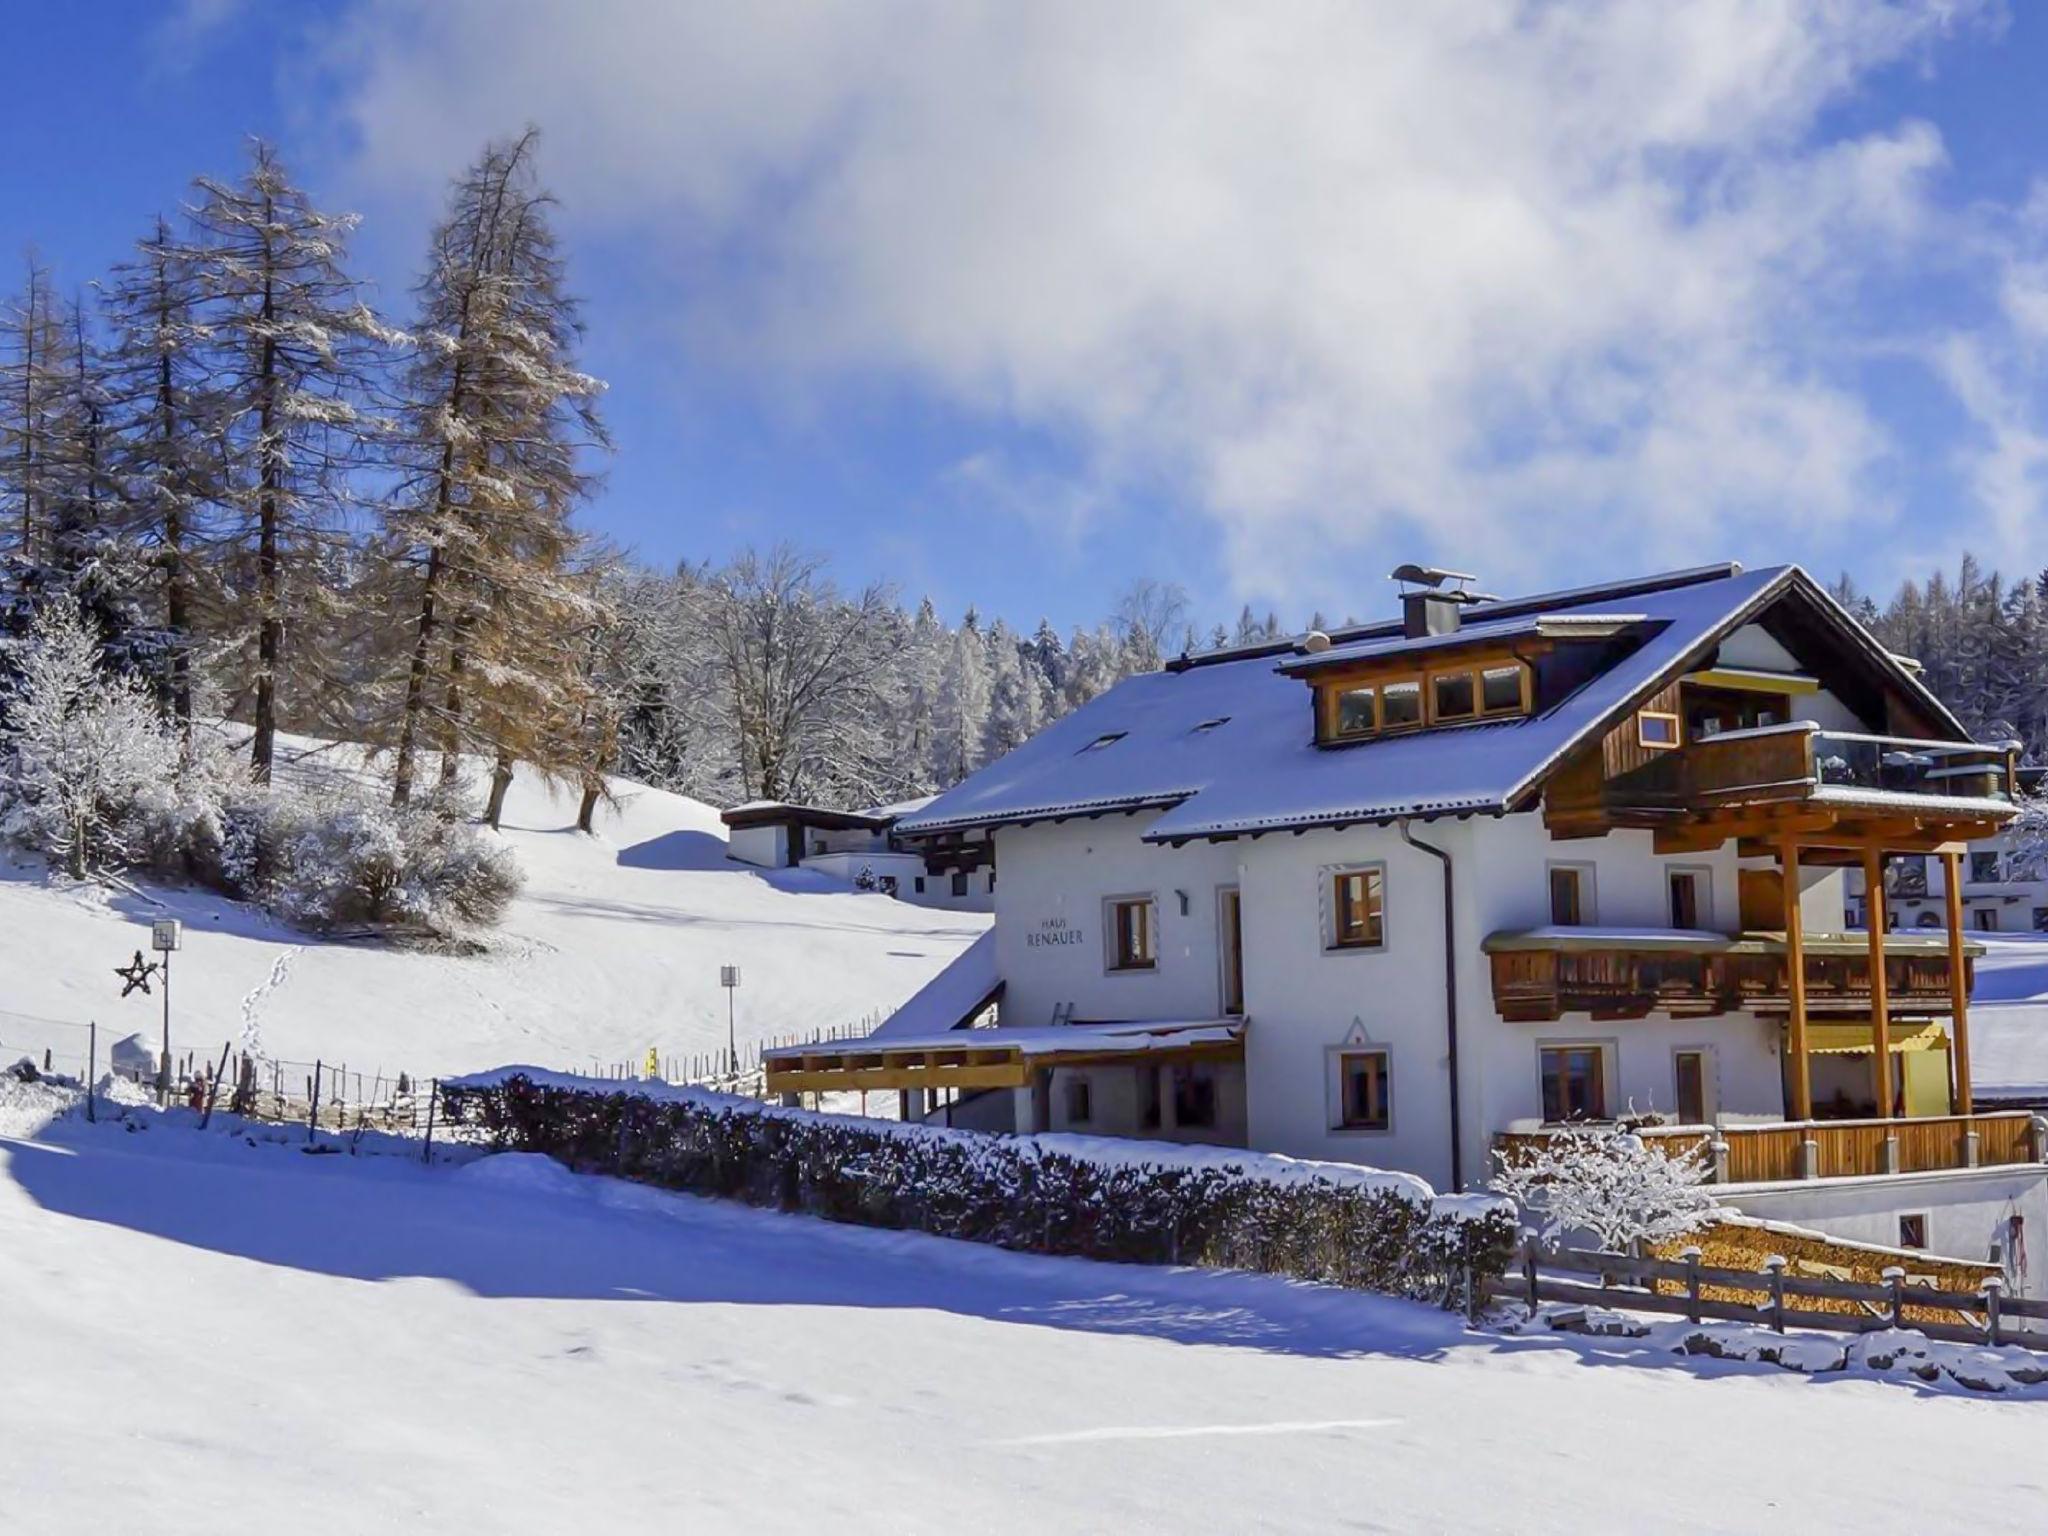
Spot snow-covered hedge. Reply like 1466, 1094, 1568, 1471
439, 1069, 1518, 1309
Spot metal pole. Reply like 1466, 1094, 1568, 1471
159, 948, 172, 1107
727, 989, 737, 1077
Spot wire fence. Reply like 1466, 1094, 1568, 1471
0, 1002, 893, 1136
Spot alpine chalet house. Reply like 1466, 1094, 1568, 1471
765, 563, 2048, 1278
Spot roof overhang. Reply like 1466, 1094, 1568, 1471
762, 1018, 1245, 1095
720, 802, 895, 833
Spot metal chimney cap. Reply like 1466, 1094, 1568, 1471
1300, 630, 1333, 653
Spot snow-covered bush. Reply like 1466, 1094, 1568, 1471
0, 603, 181, 876
441, 1072, 1519, 1309
0, 602, 519, 938
1491, 1122, 1714, 1253
225, 781, 521, 934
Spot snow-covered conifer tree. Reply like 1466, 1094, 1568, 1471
384, 130, 606, 808
184, 140, 393, 783
102, 215, 220, 739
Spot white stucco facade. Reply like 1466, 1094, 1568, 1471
983, 807, 1843, 1191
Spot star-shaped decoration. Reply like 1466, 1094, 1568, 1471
115, 950, 158, 998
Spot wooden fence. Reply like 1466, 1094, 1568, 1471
1500, 1237, 2048, 1351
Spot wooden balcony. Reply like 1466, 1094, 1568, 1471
1496, 1110, 2043, 1186
1547, 721, 2016, 851
1485, 929, 1982, 1023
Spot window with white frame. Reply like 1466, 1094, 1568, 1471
1548, 864, 1594, 927
1540, 1043, 1608, 1122
1106, 895, 1157, 972
1667, 866, 1710, 930
1326, 866, 1386, 951
1333, 1049, 1392, 1131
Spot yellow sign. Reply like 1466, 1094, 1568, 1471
645, 1047, 660, 1079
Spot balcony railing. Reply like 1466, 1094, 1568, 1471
1604, 722, 2015, 817
1484, 929, 1981, 1022
1497, 1110, 2043, 1185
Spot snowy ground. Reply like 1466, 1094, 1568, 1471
3, 1088, 2044, 1534
0, 745, 986, 1087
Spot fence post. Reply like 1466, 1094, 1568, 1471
1764, 1254, 1787, 1333
1883, 1265, 1906, 1329
422, 1079, 438, 1166
1523, 1235, 1540, 1320
85, 1020, 96, 1124
308, 1060, 322, 1145
1984, 1273, 2004, 1348
198, 1041, 231, 1129
1680, 1245, 1703, 1323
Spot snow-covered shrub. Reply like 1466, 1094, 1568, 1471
1491, 1122, 1714, 1253
0, 603, 181, 877
226, 781, 522, 934
441, 1073, 1519, 1308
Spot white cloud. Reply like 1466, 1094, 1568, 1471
320, 0, 2006, 599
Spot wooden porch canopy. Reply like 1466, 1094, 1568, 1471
761, 1019, 1246, 1097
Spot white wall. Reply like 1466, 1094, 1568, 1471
1714, 624, 1866, 734
1717, 1166, 2048, 1299
726, 823, 788, 870
987, 808, 1803, 1191
991, 818, 1244, 1029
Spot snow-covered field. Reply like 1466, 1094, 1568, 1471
0, 749, 986, 1084
1, 1088, 2042, 1534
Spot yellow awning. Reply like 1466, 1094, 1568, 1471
1805, 1022, 1949, 1055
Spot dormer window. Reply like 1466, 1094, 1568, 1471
1380, 679, 1423, 729
1078, 731, 1126, 754
1315, 658, 1530, 744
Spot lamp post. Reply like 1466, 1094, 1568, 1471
720, 965, 741, 1076
151, 920, 180, 1105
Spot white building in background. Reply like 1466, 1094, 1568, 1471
1846, 768, 2048, 937
765, 562, 2048, 1288
720, 799, 994, 912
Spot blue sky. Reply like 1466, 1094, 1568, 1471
6, 2, 2048, 635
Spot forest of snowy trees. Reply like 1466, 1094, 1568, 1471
2, 132, 2044, 939
1834, 561, 2048, 762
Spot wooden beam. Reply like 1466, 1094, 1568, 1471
1781, 835, 1812, 1121
1863, 844, 1893, 1118
1945, 848, 1973, 1115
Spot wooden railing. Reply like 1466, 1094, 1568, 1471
1601, 723, 2014, 815
1501, 1239, 2048, 1350
1497, 1111, 2043, 1185
1487, 935, 1974, 1023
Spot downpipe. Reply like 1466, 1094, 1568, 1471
1398, 817, 1463, 1192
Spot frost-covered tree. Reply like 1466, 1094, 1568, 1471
707, 546, 897, 805
933, 616, 991, 783
1491, 1124, 1714, 1254
185, 140, 393, 783
0, 602, 177, 877
385, 130, 606, 808
101, 216, 220, 739
0, 259, 70, 573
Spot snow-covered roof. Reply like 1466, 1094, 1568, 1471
764, 1015, 1243, 1061
865, 930, 1001, 1038
897, 563, 1827, 841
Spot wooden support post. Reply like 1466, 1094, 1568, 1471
1524, 1237, 1540, 1320
1883, 1265, 1906, 1330
1765, 1254, 1787, 1334
1863, 845, 1894, 1119
1984, 1274, 2004, 1348
1681, 1245, 1704, 1324
1944, 850, 1973, 1115
1781, 837, 1812, 1121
